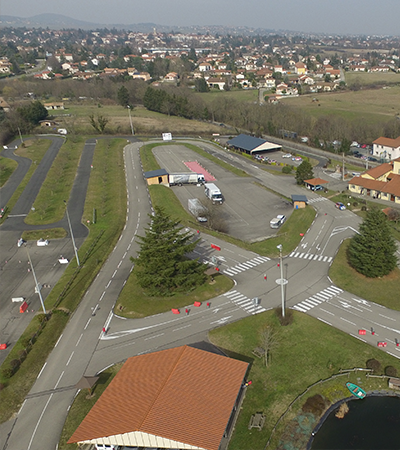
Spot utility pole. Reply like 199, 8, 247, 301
64, 200, 80, 266
26, 248, 46, 314
277, 244, 285, 318
342, 152, 345, 181
127, 105, 134, 136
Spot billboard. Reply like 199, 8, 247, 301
162, 133, 172, 141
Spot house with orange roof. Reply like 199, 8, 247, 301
68, 345, 248, 450
372, 136, 400, 161
348, 158, 400, 204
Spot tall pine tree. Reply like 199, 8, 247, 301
348, 208, 397, 278
132, 206, 206, 296
295, 160, 314, 185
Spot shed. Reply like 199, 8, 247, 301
388, 378, 400, 390
227, 134, 281, 155
304, 178, 328, 189
291, 194, 308, 209
143, 168, 169, 186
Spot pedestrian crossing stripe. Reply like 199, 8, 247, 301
223, 290, 265, 315
307, 197, 328, 204
289, 252, 333, 263
292, 286, 343, 312
222, 256, 270, 276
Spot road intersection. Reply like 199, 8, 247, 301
1, 139, 399, 450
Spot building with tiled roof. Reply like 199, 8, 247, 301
68, 345, 248, 450
348, 158, 400, 204
372, 136, 400, 161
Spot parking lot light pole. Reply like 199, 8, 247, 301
26, 248, 46, 314
64, 200, 80, 267
277, 244, 285, 318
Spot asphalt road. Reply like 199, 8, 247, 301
1, 139, 400, 450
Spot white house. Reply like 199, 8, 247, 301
373, 136, 400, 161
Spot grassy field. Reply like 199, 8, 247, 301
209, 310, 400, 450
0, 155, 17, 187
194, 88, 259, 104
282, 85, 400, 125
345, 71, 400, 86
59, 103, 227, 136
25, 137, 85, 224
329, 239, 400, 311
0, 139, 51, 223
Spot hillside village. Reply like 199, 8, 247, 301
1, 27, 400, 98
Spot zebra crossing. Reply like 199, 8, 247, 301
307, 197, 328, 204
289, 251, 333, 263
223, 256, 270, 276
223, 290, 266, 315
292, 286, 343, 313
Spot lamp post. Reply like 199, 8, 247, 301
277, 244, 285, 318
64, 200, 80, 266
26, 247, 46, 314
127, 105, 134, 136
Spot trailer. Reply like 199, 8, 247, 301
204, 183, 223, 204
169, 173, 205, 186
188, 198, 208, 222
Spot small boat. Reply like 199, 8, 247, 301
346, 382, 366, 399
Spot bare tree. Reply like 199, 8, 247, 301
259, 326, 279, 367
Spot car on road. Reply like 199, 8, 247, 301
335, 202, 346, 210
277, 214, 286, 224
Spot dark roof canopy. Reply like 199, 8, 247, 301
291, 194, 308, 203
143, 168, 168, 179
227, 134, 267, 152
75, 376, 99, 390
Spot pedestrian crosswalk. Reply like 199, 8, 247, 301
289, 251, 333, 263
307, 197, 329, 204
223, 256, 270, 276
292, 286, 343, 313
223, 290, 266, 315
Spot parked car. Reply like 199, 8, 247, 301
37, 238, 49, 246
311, 185, 324, 191
277, 214, 286, 224
368, 157, 378, 162
335, 202, 346, 210
351, 141, 359, 147
282, 153, 292, 158
17, 238, 25, 247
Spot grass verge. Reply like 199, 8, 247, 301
209, 310, 400, 450
22, 228, 67, 241
25, 137, 85, 225
0, 155, 17, 187
329, 239, 400, 311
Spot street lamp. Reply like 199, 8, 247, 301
64, 200, 80, 266
277, 244, 285, 318
127, 105, 134, 136
26, 247, 46, 314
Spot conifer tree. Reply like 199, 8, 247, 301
348, 208, 397, 277
295, 160, 314, 185
132, 206, 206, 296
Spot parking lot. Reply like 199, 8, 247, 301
153, 144, 293, 242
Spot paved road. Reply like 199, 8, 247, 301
1, 139, 399, 450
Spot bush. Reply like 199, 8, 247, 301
385, 366, 397, 377
275, 307, 294, 326
353, 202, 358, 207
282, 165, 292, 174
0, 383, 5, 392
1, 367, 14, 379
361, 206, 367, 211
366, 358, 381, 373
302, 394, 328, 415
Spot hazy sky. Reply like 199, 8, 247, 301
1, 0, 400, 36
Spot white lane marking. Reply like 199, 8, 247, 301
340, 317, 356, 326
54, 334, 63, 348
379, 314, 396, 321
84, 318, 91, 330
387, 352, 400, 359
117, 261, 122, 268
319, 308, 335, 316
66, 351, 74, 366
317, 317, 332, 326
105, 280, 111, 288
350, 333, 366, 343
76, 333, 83, 347
112, 270, 117, 278
173, 324, 192, 332
54, 371, 64, 389
144, 333, 164, 341
37, 363, 47, 379
27, 394, 54, 450
123, 251, 127, 258
99, 291, 105, 301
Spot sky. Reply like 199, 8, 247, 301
1, 0, 400, 36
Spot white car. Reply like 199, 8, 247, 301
37, 238, 49, 246
17, 238, 25, 247
277, 214, 286, 224
282, 153, 292, 158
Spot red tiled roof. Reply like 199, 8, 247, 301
68, 346, 248, 450
363, 163, 393, 180
382, 173, 400, 196
348, 176, 387, 191
304, 177, 328, 185
372, 136, 400, 148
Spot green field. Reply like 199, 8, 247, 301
0, 155, 17, 187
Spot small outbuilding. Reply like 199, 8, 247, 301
227, 134, 282, 156
143, 168, 169, 186
291, 194, 308, 209
304, 177, 328, 190
388, 378, 400, 390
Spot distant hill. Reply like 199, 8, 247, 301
0, 13, 276, 35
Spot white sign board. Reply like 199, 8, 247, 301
162, 133, 172, 141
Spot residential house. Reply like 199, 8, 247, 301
372, 136, 400, 161
294, 62, 307, 75
207, 77, 227, 90
0, 97, 11, 112
44, 102, 65, 110
163, 72, 179, 82
348, 158, 400, 204
198, 62, 212, 72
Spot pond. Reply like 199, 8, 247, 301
311, 396, 400, 449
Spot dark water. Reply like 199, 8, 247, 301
311, 396, 400, 450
